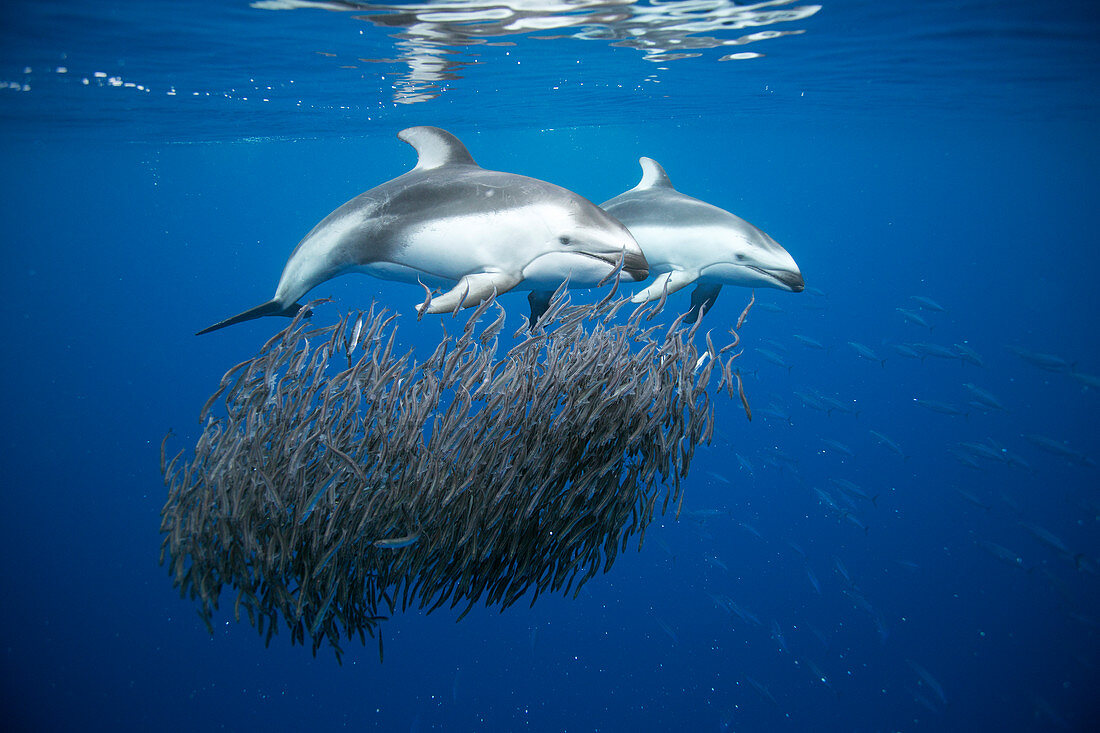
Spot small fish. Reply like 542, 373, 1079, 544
957, 440, 1007, 463
693, 351, 711, 374
890, 343, 922, 360
768, 447, 800, 471
729, 600, 762, 627
759, 338, 789, 353
843, 588, 875, 615
736, 370, 752, 421
1019, 522, 1075, 559
758, 405, 793, 425
913, 398, 967, 417
373, 531, 422, 549
910, 295, 946, 312
954, 343, 983, 367
962, 383, 1004, 411
906, 659, 947, 705
348, 314, 365, 352
1002, 449, 1031, 470
848, 341, 885, 367
416, 278, 434, 322
814, 487, 841, 511
804, 658, 832, 689
954, 487, 991, 511
1071, 372, 1100, 390
707, 555, 729, 572
818, 395, 860, 417
1023, 434, 1094, 465
833, 556, 852, 585
478, 302, 507, 344
948, 448, 982, 469
654, 616, 680, 645
830, 478, 878, 506
979, 540, 1025, 569
792, 334, 826, 350
745, 676, 778, 705
793, 390, 833, 414
820, 438, 854, 457
909, 342, 959, 361
735, 291, 755, 330
843, 512, 869, 533
684, 508, 725, 521
869, 430, 907, 460
805, 566, 821, 594
1005, 346, 1071, 372
754, 348, 792, 372
896, 307, 932, 329
739, 522, 764, 539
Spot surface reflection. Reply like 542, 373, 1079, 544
253, 0, 821, 103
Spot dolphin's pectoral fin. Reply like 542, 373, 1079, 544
685, 283, 722, 324
527, 290, 553, 327
421, 272, 522, 315
630, 270, 698, 303
196, 300, 304, 335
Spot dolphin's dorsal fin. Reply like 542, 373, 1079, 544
635, 157, 673, 190
398, 126, 477, 170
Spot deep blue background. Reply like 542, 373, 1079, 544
1, 2, 1098, 731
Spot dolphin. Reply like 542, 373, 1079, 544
197, 126, 648, 334
601, 157, 803, 323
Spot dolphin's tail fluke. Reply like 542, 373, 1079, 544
196, 300, 303, 335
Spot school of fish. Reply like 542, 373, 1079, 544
160, 281, 751, 660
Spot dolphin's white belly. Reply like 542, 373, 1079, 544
365, 208, 556, 283
627, 223, 746, 274
354, 261, 456, 289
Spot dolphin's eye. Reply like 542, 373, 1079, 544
735, 253, 747, 261
559, 235, 572, 245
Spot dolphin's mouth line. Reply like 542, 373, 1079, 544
743, 264, 805, 292
581, 251, 625, 267
584, 251, 649, 279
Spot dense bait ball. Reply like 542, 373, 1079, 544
160, 284, 745, 661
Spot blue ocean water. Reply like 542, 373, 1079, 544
1, 1, 1098, 731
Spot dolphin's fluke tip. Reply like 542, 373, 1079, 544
196, 300, 300, 335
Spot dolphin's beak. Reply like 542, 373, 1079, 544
776, 269, 805, 292
750, 266, 803, 292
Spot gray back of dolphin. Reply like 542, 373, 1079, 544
199, 127, 647, 334
602, 157, 803, 324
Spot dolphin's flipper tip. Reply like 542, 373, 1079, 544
685, 283, 722, 324
196, 300, 302, 335
528, 290, 553, 327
